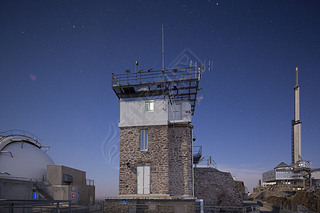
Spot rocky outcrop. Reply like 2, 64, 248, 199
289, 191, 320, 212
194, 168, 242, 206
251, 189, 320, 212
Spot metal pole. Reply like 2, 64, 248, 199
57, 201, 60, 213
192, 130, 194, 197
162, 24, 165, 71
9, 203, 13, 213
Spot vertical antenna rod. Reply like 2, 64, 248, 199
162, 24, 165, 71
295, 66, 299, 86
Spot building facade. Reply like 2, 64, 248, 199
119, 123, 193, 196
262, 161, 311, 188
112, 67, 201, 197
107, 67, 248, 212
118, 99, 193, 196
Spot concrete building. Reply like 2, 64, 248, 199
262, 162, 310, 187
46, 165, 95, 204
0, 130, 95, 204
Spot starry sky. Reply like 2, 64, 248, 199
1, 0, 320, 198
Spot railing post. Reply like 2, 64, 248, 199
56, 201, 60, 212
9, 203, 13, 213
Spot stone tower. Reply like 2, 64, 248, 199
112, 67, 201, 197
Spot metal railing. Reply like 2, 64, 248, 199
112, 66, 201, 86
0, 175, 42, 182
281, 204, 317, 213
0, 200, 72, 213
0, 130, 45, 151
193, 146, 202, 156
0, 200, 104, 213
0, 130, 42, 144
122, 203, 260, 213
199, 205, 260, 213
34, 181, 54, 200
193, 146, 202, 165
86, 179, 95, 186
194, 156, 217, 168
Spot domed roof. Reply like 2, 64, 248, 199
0, 130, 54, 180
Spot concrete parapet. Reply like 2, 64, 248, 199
0, 178, 33, 200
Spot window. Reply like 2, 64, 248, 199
140, 129, 148, 151
145, 100, 154, 111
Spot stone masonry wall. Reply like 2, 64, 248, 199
168, 124, 193, 196
194, 167, 242, 206
119, 125, 170, 195
119, 124, 193, 196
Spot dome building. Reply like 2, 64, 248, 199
0, 130, 54, 180
0, 130, 95, 204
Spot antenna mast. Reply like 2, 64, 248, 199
162, 24, 165, 71
295, 66, 299, 86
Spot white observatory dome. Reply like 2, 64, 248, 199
0, 130, 54, 180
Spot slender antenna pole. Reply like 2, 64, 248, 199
162, 24, 165, 71
296, 67, 299, 86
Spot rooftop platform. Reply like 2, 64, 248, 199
112, 66, 202, 115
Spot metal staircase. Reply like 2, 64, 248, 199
33, 181, 54, 200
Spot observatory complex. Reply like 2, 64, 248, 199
261, 68, 319, 190
0, 130, 95, 205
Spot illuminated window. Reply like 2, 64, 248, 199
145, 101, 154, 111
140, 130, 148, 151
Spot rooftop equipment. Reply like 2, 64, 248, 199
112, 66, 202, 115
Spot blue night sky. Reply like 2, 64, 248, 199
1, 1, 320, 198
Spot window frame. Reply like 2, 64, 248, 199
140, 129, 148, 151
145, 100, 154, 112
